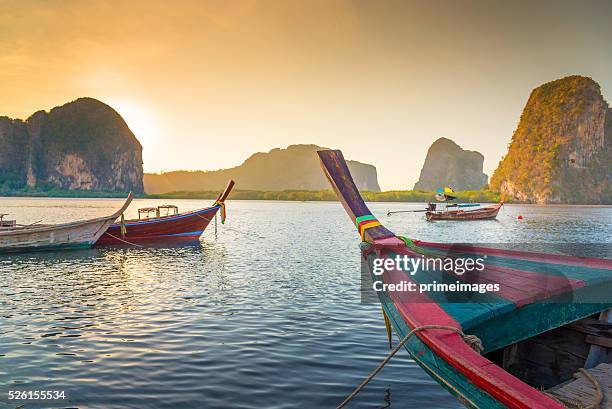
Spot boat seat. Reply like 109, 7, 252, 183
547, 363, 612, 408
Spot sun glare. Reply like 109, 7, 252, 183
109, 100, 155, 146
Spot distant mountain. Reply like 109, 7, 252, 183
413, 137, 488, 191
144, 144, 381, 193
491, 76, 612, 204
0, 97, 144, 193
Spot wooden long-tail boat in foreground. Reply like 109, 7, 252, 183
95, 180, 234, 246
426, 202, 503, 221
318, 149, 612, 409
0, 193, 133, 253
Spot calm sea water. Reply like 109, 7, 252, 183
0, 198, 610, 409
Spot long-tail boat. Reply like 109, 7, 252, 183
0, 193, 133, 253
95, 180, 234, 245
426, 202, 503, 221
318, 149, 612, 409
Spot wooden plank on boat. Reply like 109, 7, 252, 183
567, 317, 612, 337
586, 335, 612, 349
547, 363, 612, 408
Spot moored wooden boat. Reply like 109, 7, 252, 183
95, 180, 234, 245
0, 194, 133, 253
318, 149, 612, 409
426, 202, 503, 221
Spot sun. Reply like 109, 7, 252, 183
108, 100, 155, 146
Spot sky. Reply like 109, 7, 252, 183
1, 0, 611, 190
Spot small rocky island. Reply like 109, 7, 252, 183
0, 98, 144, 193
414, 137, 488, 191
491, 76, 612, 204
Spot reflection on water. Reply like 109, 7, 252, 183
0, 199, 610, 409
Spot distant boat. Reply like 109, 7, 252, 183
426, 202, 503, 221
0, 194, 133, 253
318, 149, 612, 409
388, 202, 503, 220
95, 180, 234, 245
388, 185, 503, 221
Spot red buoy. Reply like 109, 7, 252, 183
517, 215, 523, 220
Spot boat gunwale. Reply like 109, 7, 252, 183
113, 204, 220, 227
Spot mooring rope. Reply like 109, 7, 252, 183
103, 232, 144, 248
195, 212, 266, 240
579, 368, 604, 409
546, 367, 603, 409
336, 324, 483, 409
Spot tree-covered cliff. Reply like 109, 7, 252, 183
144, 144, 381, 194
414, 137, 488, 191
0, 98, 144, 193
490, 76, 612, 204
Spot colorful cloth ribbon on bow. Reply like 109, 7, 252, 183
214, 201, 227, 224
355, 214, 381, 241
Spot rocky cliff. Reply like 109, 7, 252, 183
490, 76, 612, 204
144, 144, 380, 193
0, 98, 144, 193
413, 137, 488, 191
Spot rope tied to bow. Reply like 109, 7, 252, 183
336, 324, 483, 409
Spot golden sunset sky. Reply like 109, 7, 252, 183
1, 0, 611, 189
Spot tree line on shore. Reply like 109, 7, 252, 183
0, 187, 500, 202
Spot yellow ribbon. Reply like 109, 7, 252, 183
359, 221, 381, 241
214, 201, 227, 224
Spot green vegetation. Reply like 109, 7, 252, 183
1, 187, 501, 202
151, 188, 501, 202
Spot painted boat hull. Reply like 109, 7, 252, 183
95, 206, 219, 245
426, 203, 503, 221
96, 180, 234, 246
0, 194, 133, 253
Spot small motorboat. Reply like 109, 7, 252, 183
0, 194, 133, 253
426, 202, 503, 221
95, 180, 234, 245
388, 186, 503, 221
